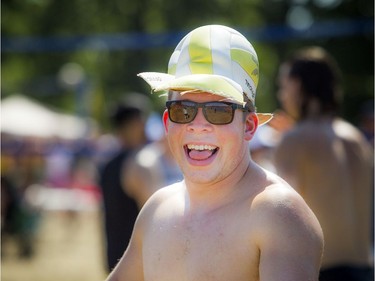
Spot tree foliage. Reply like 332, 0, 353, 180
1, 0, 373, 128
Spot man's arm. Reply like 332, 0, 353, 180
122, 158, 155, 208
254, 187, 324, 281
105, 212, 144, 281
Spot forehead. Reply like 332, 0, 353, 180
169, 90, 233, 103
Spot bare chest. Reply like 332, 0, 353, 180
142, 211, 259, 281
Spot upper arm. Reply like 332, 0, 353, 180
105, 209, 145, 281
105, 187, 173, 281
122, 159, 155, 208
254, 189, 324, 281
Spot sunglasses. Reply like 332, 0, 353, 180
166, 100, 250, 125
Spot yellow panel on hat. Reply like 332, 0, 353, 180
231, 49, 259, 88
188, 26, 214, 75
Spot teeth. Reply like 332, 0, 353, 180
187, 144, 216, 151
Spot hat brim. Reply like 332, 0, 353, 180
257, 113, 273, 126
138, 72, 243, 102
138, 72, 273, 125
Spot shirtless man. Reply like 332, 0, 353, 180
273, 47, 373, 281
122, 135, 183, 208
105, 24, 323, 281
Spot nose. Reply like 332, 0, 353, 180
187, 108, 212, 132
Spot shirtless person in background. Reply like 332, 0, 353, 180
122, 134, 183, 208
274, 47, 373, 281
105, 25, 323, 281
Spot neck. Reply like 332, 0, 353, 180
183, 155, 255, 213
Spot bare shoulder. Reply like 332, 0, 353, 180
333, 118, 364, 139
251, 176, 323, 247
253, 182, 316, 222
248, 176, 324, 280
334, 118, 372, 150
136, 181, 184, 220
282, 118, 369, 147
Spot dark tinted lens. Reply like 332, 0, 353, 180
204, 103, 234, 124
168, 101, 197, 123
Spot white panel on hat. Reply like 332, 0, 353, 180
174, 33, 193, 77
210, 26, 232, 78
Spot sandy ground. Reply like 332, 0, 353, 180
1, 209, 108, 281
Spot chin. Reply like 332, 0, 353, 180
184, 169, 220, 185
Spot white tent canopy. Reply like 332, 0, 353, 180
1, 94, 92, 139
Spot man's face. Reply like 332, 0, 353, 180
277, 64, 302, 120
163, 91, 257, 185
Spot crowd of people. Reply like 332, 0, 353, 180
1, 24, 373, 281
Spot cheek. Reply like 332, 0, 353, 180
164, 123, 183, 152
219, 122, 246, 147
279, 80, 301, 113
220, 129, 249, 170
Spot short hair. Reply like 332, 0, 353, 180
285, 47, 342, 119
110, 104, 143, 129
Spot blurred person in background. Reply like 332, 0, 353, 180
273, 46, 374, 281
122, 114, 183, 208
98, 96, 149, 272
249, 124, 281, 173
1, 135, 44, 259
1, 175, 37, 258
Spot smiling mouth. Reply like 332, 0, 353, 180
186, 144, 219, 160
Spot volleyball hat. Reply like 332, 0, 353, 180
138, 24, 273, 125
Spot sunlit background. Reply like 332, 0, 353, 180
1, 0, 373, 280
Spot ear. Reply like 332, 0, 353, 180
244, 112, 258, 141
162, 109, 169, 133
